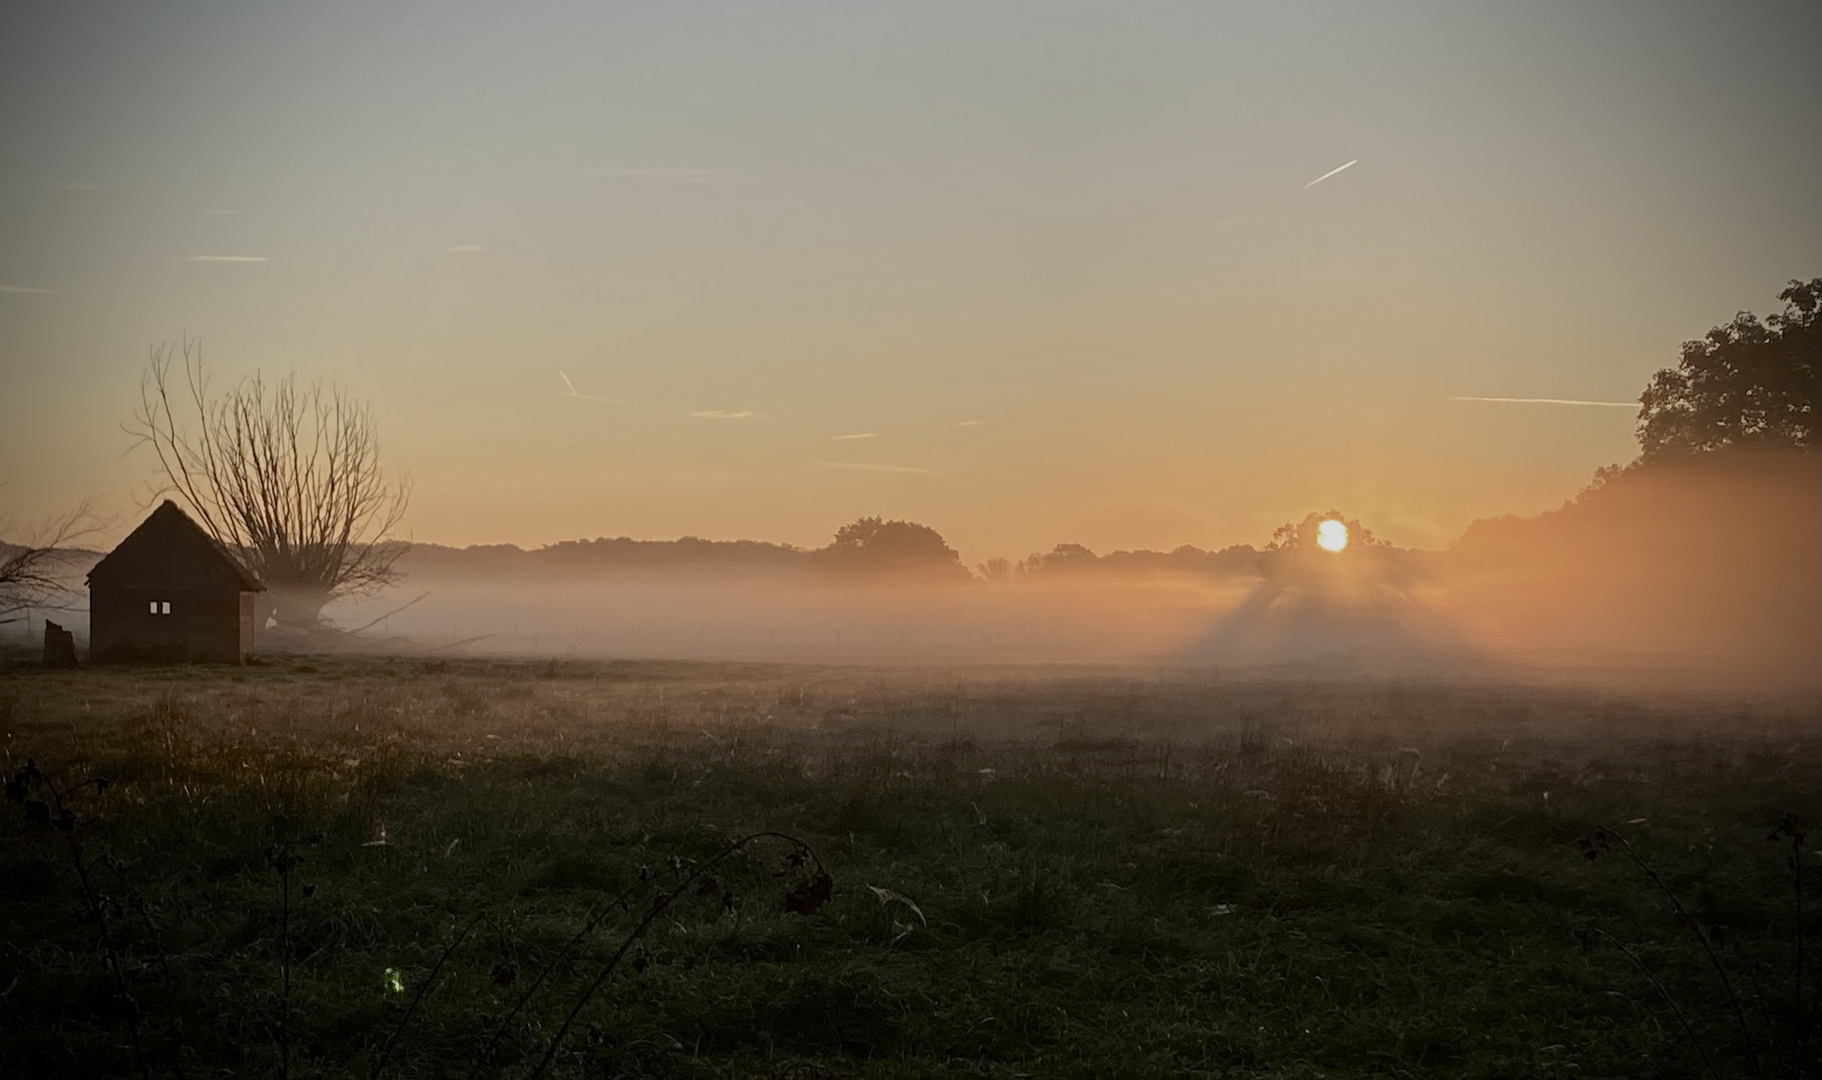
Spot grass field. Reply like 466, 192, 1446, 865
1, 656, 1817, 1078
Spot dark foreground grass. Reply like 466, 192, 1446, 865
1, 657, 1817, 1078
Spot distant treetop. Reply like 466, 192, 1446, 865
814, 517, 970, 581
1264, 511, 1387, 552
1636, 278, 1820, 462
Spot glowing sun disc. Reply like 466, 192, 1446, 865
1316, 520, 1348, 553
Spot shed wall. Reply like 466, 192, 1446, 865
91, 585, 247, 664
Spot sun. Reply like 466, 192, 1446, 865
1316, 519, 1349, 553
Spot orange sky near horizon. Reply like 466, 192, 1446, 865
2, 2, 1816, 564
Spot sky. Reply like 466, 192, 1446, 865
1, 0, 1817, 563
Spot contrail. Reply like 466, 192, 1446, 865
813, 461, 934, 474
557, 370, 625, 405
1303, 159, 1358, 189
1452, 396, 1636, 408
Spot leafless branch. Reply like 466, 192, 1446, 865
125, 340, 411, 626
343, 590, 431, 635
0, 498, 106, 617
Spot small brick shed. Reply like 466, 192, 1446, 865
87, 501, 265, 663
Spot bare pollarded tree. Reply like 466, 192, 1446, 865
128, 340, 410, 629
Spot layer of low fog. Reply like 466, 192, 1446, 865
324, 453, 1820, 696
1438, 453, 1820, 693
329, 557, 1243, 669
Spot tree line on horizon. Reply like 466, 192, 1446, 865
354, 504, 1447, 588
395, 524, 1271, 585
3, 279, 1816, 628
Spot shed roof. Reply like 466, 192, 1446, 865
87, 500, 265, 592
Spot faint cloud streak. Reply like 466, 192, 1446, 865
1452, 396, 1635, 408
834, 433, 879, 440
186, 255, 268, 263
1303, 159, 1358, 189
558, 371, 625, 405
688, 409, 762, 420
11, 180, 102, 192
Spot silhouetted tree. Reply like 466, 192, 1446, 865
0, 499, 103, 620
1016, 543, 1098, 577
816, 517, 968, 580
1264, 511, 1385, 552
127, 340, 410, 629
975, 556, 1014, 584
1257, 510, 1416, 586
1013, 543, 1260, 580
1636, 278, 1820, 461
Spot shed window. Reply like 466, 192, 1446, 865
149, 601, 171, 615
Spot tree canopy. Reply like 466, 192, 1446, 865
815, 517, 968, 580
1636, 278, 1820, 461
1264, 511, 1386, 552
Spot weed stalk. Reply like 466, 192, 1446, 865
523, 831, 829, 1080
1597, 825, 1762, 1079
369, 911, 482, 1080
1593, 927, 1721, 1080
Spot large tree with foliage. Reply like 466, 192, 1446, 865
815, 517, 969, 581
128, 340, 410, 629
1636, 278, 1820, 461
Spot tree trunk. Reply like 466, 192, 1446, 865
269, 587, 332, 629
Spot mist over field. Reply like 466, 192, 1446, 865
333, 572, 1232, 666
7, 449, 1813, 700
2, 5, 1818, 1074
314, 453, 1821, 697
1440, 453, 1822, 693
